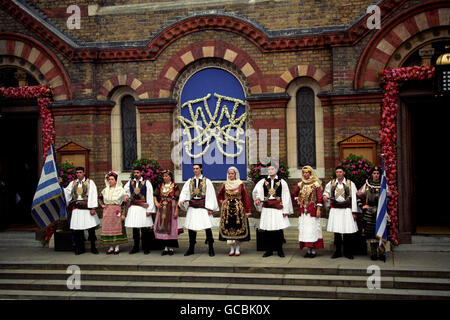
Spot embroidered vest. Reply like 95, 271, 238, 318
190, 177, 207, 199
263, 177, 282, 201
70, 179, 90, 201
330, 179, 351, 204
129, 180, 147, 200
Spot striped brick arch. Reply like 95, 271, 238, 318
355, 0, 450, 89
0, 32, 71, 101
97, 75, 149, 100
155, 40, 265, 98
275, 64, 332, 93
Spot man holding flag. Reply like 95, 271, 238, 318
31, 145, 68, 234
375, 156, 391, 262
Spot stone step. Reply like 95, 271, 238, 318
0, 289, 320, 300
1, 268, 449, 291
1, 262, 449, 279
0, 279, 448, 300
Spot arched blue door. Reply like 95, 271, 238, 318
179, 68, 247, 180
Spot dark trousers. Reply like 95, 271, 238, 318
73, 227, 97, 252
264, 230, 284, 252
132, 227, 150, 251
188, 228, 214, 247
334, 233, 354, 255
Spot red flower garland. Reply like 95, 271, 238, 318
0, 85, 54, 159
379, 66, 435, 245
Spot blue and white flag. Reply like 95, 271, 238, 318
31, 145, 67, 229
375, 157, 388, 256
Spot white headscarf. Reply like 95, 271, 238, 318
103, 171, 125, 202
225, 166, 243, 190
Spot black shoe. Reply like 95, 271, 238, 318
168, 249, 174, 255
208, 246, 215, 257
277, 250, 285, 258
331, 251, 342, 259
304, 252, 312, 258
75, 248, 84, 255
379, 255, 386, 262
161, 250, 169, 256
370, 254, 378, 261
184, 247, 195, 256
344, 253, 354, 260
129, 246, 139, 254
114, 250, 120, 255
262, 251, 273, 258
309, 252, 317, 258
143, 249, 150, 255
91, 247, 99, 254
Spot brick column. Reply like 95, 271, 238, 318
50, 99, 115, 184
135, 98, 177, 170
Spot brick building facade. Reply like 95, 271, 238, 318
0, 0, 449, 242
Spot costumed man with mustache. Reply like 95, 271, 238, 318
252, 165, 293, 258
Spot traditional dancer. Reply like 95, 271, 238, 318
217, 166, 251, 256
291, 166, 324, 258
153, 170, 180, 255
62, 167, 100, 255
252, 165, 293, 258
124, 167, 155, 254
179, 164, 219, 257
99, 171, 128, 255
323, 165, 359, 259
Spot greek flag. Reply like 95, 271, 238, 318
31, 145, 67, 229
375, 157, 388, 257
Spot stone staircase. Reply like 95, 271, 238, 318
0, 261, 449, 300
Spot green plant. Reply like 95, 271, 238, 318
131, 158, 164, 188
59, 161, 77, 187
333, 154, 373, 189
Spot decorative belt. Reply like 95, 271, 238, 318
189, 199, 206, 209
262, 199, 283, 210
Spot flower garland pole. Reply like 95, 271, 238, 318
0, 85, 54, 159
379, 66, 434, 245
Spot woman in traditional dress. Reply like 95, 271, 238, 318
217, 166, 251, 256
291, 166, 324, 258
153, 170, 180, 255
99, 171, 128, 254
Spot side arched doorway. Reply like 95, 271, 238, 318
0, 66, 41, 229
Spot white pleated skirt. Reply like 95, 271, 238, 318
298, 214, 322, 242
259, 208, 290, 231
327, 208, 358, 234
125, 205, 153, 228
70, 209, 100, 230
184, 207, 216, 231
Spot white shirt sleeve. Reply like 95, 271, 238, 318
350, 181, 360, 213
64, 181, 73, 203
124, 181, 131, 196
281, 179, 294, 214
146, 180, 155, 213
178, 179, 191, 210
87, 180, 98, 209
205, 178, 219, 212
252, 179, 265, 212
323, 181, 332, 198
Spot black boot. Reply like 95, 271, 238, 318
142, 228, 150, 255
184, 229, 196, 256
331, 233, 343, 259
262, 230, 273, 258
129, 228, 140, 254
73, 230, 84, 255
370, 241, 378, 261
88, 227, 98, 254
343, 233, 354, 259
205, 229, 215, 257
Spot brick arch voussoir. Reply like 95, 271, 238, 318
354, 0, 450, 90
0, 32, 72, 101
97, 75, 148, 100
155, 40, 265, 98
275, 64, 332, 93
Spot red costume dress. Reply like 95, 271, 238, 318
292, 180, 324, 250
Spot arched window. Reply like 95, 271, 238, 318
296, 87, 316, 168
120, 95, 137, 171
